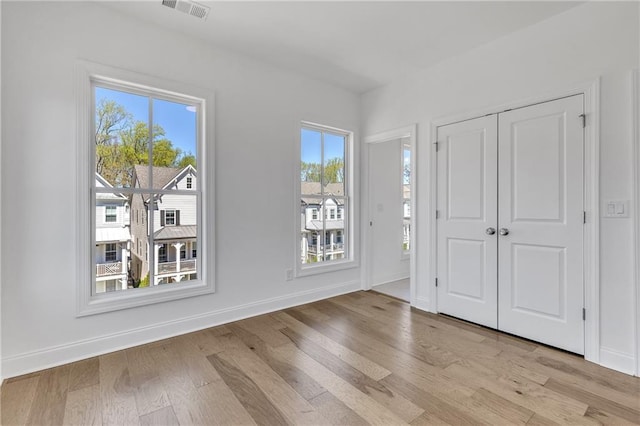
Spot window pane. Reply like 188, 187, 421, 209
301, 128, 322, 195
95, 196, 131, 294
403, 144, 411, 252
95, 86, 150, 189
129, 192, 152, 289
323, 133, 345, 196
153, 194, 198, 285
152, 98, 198, 191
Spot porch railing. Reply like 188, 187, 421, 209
157, 259, 197, 274
96, 261, 122, 277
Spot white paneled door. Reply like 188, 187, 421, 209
437, 115, 499, 328
436, 95, 585, 354
498, 96, 584, 354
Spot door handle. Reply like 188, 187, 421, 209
499, 228, 510, 236
485, 227, 496, 235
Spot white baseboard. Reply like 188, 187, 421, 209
371, 273, 410, 288
2, 280, 360, 380
599, 347, 637, 376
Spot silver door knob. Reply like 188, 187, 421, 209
499, 228, 510, 236
485, 227, 496, 235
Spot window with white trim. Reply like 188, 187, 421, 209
299, 123, 353, 271
105, 243, 117, 262
105, 205, 117, 223
79, 61, 213, 316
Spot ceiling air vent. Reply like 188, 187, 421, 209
162, 0, 210, 20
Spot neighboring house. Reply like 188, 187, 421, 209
300, 182, 345, 263
403, 183, 411, 251
130, 165, 198, 285
95, 173, 131, 293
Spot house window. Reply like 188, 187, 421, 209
105, 205, 117, 223
311, 209, 318, 220
105, 243, 117, 262
162, 209, 177, 226
158, 244, 167, 263
81, 62, 213, 316
180, 244, 186, 259
299, 123, 353, 273
336, 230, 343, 244
192, 241, 197, 258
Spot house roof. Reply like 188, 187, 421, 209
95, 173, 127, 201
301, 182, 345, 205
133, 165, 196, 202
134, 165, 183, 190
153, 225, 197, 241
96, 227, 130, 243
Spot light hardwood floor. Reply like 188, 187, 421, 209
2, 291, 639, 425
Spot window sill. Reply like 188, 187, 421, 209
77, 280, 214, 317
296, 259, 358, 278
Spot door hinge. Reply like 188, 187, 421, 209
582, 308, 586, 321
579, 114, 586, 128
370, 221, 373, 226
433, 141, 439, 152
583, 211, 587, 224
436, 210, 440, 219
435, 278, 438, 287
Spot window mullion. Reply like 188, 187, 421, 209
148, 96, 155, 287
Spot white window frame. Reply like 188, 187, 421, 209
186, 177, 192, 189
105, 243, 117, 263
105, 205, 117, 223
164, 209, 176, 226
296, 121, 356, 277
76, 60, 215, 316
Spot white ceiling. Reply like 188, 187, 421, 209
104, 1, 582, 93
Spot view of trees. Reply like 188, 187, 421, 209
301, 157, 344, 184
95, 99, 196, 187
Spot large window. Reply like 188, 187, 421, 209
402, 142, 411, 254
299, 123, 353, 272
79, 61, 213, 315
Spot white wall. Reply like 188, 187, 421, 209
362, 2, 639, 374
1, 2, 360, 378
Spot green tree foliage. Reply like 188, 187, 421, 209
95, 100, 196, 187
301, 158, 344, 184
324, 158, 344, 183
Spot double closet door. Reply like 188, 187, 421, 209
436, 95, 585, 354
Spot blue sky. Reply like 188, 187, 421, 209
95, 86, 197, 157
301, 128, 344, 164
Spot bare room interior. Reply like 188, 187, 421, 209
1, 1, 639, 424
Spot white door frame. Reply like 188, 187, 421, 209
426, 80, 600, 363
362, 124, 417, 305
632, 68, 640, 377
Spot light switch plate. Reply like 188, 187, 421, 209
602, 200, 630, 218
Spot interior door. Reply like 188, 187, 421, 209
497, 95, 584, 354
436, 115, 498, 328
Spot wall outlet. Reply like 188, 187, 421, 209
285, 269, 294, 281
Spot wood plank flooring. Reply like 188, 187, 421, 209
2, 291, 639, 425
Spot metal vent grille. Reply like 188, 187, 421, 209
161, 0, 210, 20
